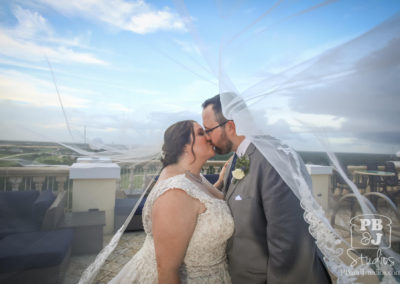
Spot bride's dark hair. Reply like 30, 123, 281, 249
161, 120, 196, 168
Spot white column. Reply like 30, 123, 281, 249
306, 165, 333, 211
33, 176, 45, 192
55, 176, 67, 193
128, 166, 135, 190
70, 158, 120, 234
9, 177, 22, 191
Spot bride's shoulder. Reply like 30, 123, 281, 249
147, 174, 202, 209
153, 173, 193, 193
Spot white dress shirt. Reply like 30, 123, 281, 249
236, 137, 251, 157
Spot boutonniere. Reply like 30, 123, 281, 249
232, 155, 250, 184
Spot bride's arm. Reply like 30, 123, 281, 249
152, 188, 204, 284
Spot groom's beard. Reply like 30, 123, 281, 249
213, 136, 233, 155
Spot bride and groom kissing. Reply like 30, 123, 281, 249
109, 94, 332, 283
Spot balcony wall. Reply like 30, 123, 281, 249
2, 161, 398, 209
0, 161, 224, 192
0, 166, 70, 192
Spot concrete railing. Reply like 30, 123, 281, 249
0, 160, 225, 193
0, 166, 70, 192
2, 162, 398, 194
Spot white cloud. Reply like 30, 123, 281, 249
0, 70, 89, 108
0, 58, 51, 72
43, 123, 70, 129
0, 30, 106, 65
173, 39, 201, 56
104, 127, 118, 132
11, 6, 53, 39
292, 113, 346, 131
0, 6, 106, 65
133, 88, 164, 96
104, 103, 131, 113
10, 6, 96, 49
127, 10, 184, 34
37, 0, 186, 34
266, 108, 346, 133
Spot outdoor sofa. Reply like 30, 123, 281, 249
0, 190, 73, 284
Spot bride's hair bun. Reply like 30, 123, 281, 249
161, 120, 195, 168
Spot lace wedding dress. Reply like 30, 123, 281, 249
109, 172, 234, 284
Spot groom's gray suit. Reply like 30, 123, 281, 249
223, 143, 331, 284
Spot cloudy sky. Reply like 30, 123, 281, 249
0, 0, 399, 154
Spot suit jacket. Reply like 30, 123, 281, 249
223, 143, 331, 284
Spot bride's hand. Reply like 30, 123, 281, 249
214, 157, 232, 190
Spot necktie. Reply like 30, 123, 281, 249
226, 153, 238, 190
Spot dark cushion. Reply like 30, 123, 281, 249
0, 198, 11, 220
0, 191, 39, 219
41, 191, 66, 231
32, 191, 56, 226
115, 197, 146, 216
0, 229, 74, 273
0, 218, 39, 240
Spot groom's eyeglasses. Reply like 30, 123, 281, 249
204, 120, 232, 135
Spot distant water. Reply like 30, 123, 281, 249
298, 151, 399, 167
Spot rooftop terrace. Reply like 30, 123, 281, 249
1, 159, 399, 283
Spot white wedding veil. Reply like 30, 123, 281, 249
173, 1, 400, 283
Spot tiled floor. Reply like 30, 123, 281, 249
63, 231, 146, 284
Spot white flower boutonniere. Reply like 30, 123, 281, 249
232, 155, 250, 184
232, 168, 245, 180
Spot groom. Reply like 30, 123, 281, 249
202, 94, 331, 284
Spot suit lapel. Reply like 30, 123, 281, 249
225, 143, 257, 201
223, 156, 235, 196
225, 175, 240, 201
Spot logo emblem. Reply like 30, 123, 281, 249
350, 214, 391, 249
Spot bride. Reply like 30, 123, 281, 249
109, 120, 233, 283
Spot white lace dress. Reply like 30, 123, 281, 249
109, 173, 234, 284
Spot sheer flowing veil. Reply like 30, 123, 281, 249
174, 1, 400, 283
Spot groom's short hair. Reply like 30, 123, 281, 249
202, 94, 226, 124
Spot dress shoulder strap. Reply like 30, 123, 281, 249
142, 173, 211, 234
149, 173, 210, 205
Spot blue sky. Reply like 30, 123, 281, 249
0, 0, 399, 154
